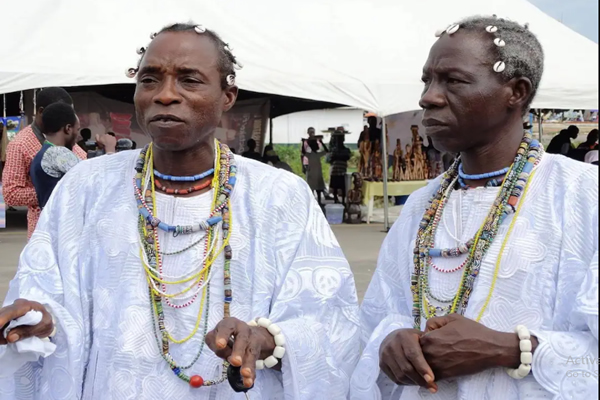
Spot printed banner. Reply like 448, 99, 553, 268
2, 116, 25, 142
70, 92, 270, 151
217, 99, 270, 153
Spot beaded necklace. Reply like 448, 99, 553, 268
135, 140, 237, 388
154, 168, 214, 182
154, 177, 213, 195
411, 133, 542, 329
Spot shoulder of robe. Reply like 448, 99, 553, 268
539, 154, 598, 193
235, 154, 311, 205
58, 149, 140, 189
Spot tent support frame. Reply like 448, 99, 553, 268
381, 116, 390, 232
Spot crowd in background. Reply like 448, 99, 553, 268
546, 125, 599, 164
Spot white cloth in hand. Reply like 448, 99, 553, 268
0, 310, 56, 378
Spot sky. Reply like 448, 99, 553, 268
530, 0, 598, 42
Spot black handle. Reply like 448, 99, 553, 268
227, 364, 253, 393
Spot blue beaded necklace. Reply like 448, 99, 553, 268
458, 164, 509, 180
153, 168, 214, 182
457, 164, 509, 189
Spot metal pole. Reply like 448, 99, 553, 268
381, 116, 390, 232
269, 116, 273, 145
537, 109, 543, 143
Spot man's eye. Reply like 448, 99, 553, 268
182, 78, 202, 84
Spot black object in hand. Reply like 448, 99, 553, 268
227, 364, 252, 393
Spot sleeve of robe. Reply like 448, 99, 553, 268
260, 172, 361, 399
529, 167, 599, 398
349, 190, 428, 400
0, 161, 92, 400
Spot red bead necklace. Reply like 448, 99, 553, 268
154, 177, 212, 195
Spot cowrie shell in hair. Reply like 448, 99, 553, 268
194, 25, 206, 34
125, 68, 137, 78
136, 47, 145, 55
234, 61, 243, 70
434, 29, 445, 38
494, 38, 506, 47
150, 32, 157, 40
486, 26, 498, 33
493, 61, 506, 73
446, 24, 460, 34
226, 75, 235, 86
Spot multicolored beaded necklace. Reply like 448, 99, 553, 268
134, 139, 237, 388
411, 132, 542, 329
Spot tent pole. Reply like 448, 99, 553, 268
381, 116, 390, 232
269, 116, 274, 145
537, 109, 543, 143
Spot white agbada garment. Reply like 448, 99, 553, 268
0, 151, 360, 400
351, 154, 599, 400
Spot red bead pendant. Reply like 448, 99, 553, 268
190, 375, 204, 388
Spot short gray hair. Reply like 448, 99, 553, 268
443, 15, 544, 114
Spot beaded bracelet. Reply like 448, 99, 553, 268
248, 318, 286, 369
506, 325, 532, 379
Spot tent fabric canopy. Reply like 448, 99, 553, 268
1, 0, 597, 116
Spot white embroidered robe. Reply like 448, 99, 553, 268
0, 151, 360, 400
350, 154, 599, 400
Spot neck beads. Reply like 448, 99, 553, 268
410, 132, 542, 329
134, 140, 237, 388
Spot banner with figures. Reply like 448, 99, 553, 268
69, 92, 269, 152
385, 110, 446, 181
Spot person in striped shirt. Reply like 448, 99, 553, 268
1, 88, 87, 238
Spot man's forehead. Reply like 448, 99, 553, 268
142, 31, 219, 68
424, 33, 490, 71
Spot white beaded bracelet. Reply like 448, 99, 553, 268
248, 317, 286, 370
506, 325, 532, 379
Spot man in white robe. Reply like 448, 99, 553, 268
351, 16, 598, 400
351, 154, 598, 399
0, 23, 360, 399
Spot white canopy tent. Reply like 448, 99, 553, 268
0, 0, 597, 114
1, 0, 597, 230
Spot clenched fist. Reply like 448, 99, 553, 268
0, 299, 54, 345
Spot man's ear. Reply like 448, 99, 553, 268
506, 77, 533, 114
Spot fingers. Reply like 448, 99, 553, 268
400, 339, 437, 392
0, 304, 20, 345
205, 319, 235, 361
240, 332, 261, 388
6, 309, 53, 342
230, 325, 250, 367
0, 299, 50, 345
380, 353, 415, 386
205, 318, 262, 389
425, 316, 451, 333
379, 329, 435, 390
424, 313, 462, 333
